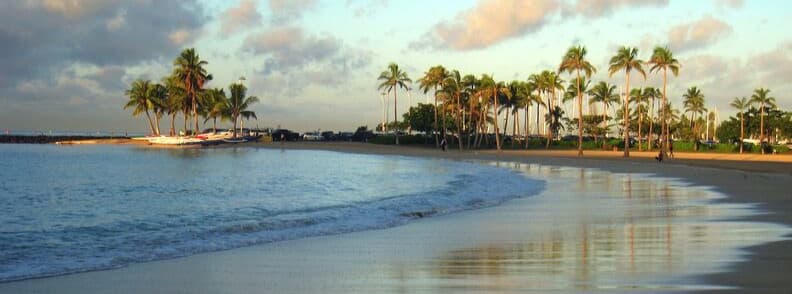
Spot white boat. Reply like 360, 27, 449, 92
149, 136, 205, 145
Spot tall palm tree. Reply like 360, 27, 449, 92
588, 82, 619, 146
377, 63, 412, 145
648, 46, 680, 156
750, 88, 777, 154
123, 79, 158, 135
608, 46, 646, 157
227, 83, 259, 138
558, 45, 596, 156
173, 48, 211, 135
683, 86, 706, 141
730, 97, 749, 153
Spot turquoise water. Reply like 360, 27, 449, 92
0, 144, 544, 282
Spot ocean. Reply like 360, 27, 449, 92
0, 144, 544, 282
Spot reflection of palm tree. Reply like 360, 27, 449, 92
559, 45, 596, 156
649, 46, 680, 155
173, 48, 212, 134
750, 88, 776, 153
378, 63, 412, 145
730, 97, 749, 153
227, 83, 259, 138
123, 80, 158, 135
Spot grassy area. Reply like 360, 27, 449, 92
369, 135, 791, 154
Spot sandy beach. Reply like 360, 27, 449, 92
1, 142, 790, 293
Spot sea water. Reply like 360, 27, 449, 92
0, 144, 544, 282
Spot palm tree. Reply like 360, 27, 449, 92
203, 88, 228, 133
750, 88, 777, 153
558, 45, 596, 156
163, 74, 186, 136
539, 70, 564, 149
608, 46, 646, 157
648, 46, 680, 155
683, 86, 706, 142
643, 87, 661, 150
630, 87, 648, 151
150, 83, 168, 136
545, 106, 566, 142
227, 83, 259, 138
173, 48, 211, 135
123, 79, 158, 135
377, 63, 412, 145
444, 69, 465, 150
730, 97, 749, 153
588, 82, 619, 146
417, 65, 448, 147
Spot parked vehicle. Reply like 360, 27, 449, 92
321, 131, 336, 141
302, 132, 324, 141
271, 129, 298, 141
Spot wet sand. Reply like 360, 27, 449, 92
1, 142, 790, 293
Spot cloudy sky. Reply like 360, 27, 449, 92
1, 0, 789, 133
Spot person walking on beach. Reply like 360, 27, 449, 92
669, 140, 674, 158
440, 137, 447, 152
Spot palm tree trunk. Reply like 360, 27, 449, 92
638, 112, 643, 151
602, 103, 607, 148
502, 107, 509, 143
144, 109, 156, 136
433, 89, 439, 147
232, 115, 238, 138
760, 103, 765, 154
545, 91, 553, 150
739, 112, 744, 154
576, 70, 583, 156
170, 113, 176, 136
153, 112, 161, 136
213, 117, 217, 133
193, 93, 199, 136
394, 85, 399, 145
623, 73, 631, 158
457, 93, 463, 150
662, 69, 669, 157
493, 88, 501, 152
648, 96, 655, 151
524, 105, 530, 149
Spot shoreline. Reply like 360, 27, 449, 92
261, 142, 792, 291
1, 142, 790, 292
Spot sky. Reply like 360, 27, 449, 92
1, 0, 790, 133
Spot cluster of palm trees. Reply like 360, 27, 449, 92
124, 48, 259, 137
730, 88, 778, 154
377, 45, 685, 158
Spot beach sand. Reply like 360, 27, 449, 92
1, 142, 790, 293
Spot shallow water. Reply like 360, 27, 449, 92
0, 144, 543, 282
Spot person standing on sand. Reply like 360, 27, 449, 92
669, 140, 674, 158
440, 137, 447, 152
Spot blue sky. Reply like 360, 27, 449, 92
1, 0, 789, 133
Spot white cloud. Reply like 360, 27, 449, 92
219, 0, 262, 35
410, 0, 561, 51
669, 16, 732, 52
